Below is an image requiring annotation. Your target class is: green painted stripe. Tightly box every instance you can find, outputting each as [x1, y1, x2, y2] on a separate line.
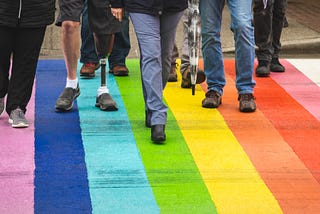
[116, 59, 217, 213]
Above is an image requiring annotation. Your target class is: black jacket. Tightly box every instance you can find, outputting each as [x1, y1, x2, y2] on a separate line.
[0, 0, 55, 28]
[110, 0, 188, 16]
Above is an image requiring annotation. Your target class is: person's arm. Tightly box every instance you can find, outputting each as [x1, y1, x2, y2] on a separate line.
[109, 0, 124, 22]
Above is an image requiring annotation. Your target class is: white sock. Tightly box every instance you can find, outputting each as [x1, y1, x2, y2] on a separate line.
[97, 86, 109, 96]
[66, 78, 78, 89]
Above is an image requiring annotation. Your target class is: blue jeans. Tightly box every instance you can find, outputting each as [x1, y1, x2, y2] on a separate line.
[130, 11, 183, 126]
[80, 1, 130, 66]
[199, 0, 256, 95]
[108, 11, 130, 69]
[80, 0, 98, 64]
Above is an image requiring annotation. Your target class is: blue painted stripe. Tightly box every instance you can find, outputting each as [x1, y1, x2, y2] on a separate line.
[34, 60, 92, 213]
[77, 63, 159, 213]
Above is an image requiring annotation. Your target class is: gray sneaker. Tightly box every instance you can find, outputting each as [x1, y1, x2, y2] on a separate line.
[0, 97, 4, 116]
[8, 107, 29, 128]
[55, 85, 80, 111]
[95, 93, 118, 111]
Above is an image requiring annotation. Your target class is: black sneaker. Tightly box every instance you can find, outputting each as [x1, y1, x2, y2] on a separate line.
[270, 58, 285, 72]
[256, 60, 270, 77]
[238, 93, 256, 112]
[55, 85, 80, 111]
[0, 97, 4, 116]
[202, 90, 222, 108]
[8, 107, 29, 128]
[95, 93, 118, 111]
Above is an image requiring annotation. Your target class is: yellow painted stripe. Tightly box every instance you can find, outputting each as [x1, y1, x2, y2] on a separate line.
[164, 73, 282, 213]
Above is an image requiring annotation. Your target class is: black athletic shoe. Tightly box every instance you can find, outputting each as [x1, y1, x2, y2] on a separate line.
[55, 85, 80, 111]
[95, 93, 118, 111]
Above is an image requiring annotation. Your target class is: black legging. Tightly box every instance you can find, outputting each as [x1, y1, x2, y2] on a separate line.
[0, 26, 46, 115]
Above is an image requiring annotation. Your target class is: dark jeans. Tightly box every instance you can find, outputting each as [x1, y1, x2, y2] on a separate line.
[80, 1, 130, 68]
[0, 26, 46, 114]
[253, 0, 287, 61]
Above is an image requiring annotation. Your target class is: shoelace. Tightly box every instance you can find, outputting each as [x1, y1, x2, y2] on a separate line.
[239, 94, 255, 101]
[206, 91, 220, 98]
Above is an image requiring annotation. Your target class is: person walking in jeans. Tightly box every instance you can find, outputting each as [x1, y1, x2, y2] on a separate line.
[80, 1, 131, 77]
[254, 0, 287, 77]
[200, 0, 257, 112]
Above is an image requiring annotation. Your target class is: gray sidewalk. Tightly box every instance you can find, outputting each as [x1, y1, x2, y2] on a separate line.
[40, 0, 320, 59]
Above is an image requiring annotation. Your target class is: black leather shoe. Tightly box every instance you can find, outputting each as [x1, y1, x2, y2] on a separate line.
[151, 125, 166, 143]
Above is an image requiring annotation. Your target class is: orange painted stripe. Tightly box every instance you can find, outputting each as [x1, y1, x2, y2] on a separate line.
[200, 59, 320, 213]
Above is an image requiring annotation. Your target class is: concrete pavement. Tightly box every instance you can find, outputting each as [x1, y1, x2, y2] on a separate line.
[40, 0, 320, 59]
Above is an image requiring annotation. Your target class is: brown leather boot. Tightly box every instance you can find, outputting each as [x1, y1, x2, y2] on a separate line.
[80, 62, 100, 78]
[110, 65, 129, 76]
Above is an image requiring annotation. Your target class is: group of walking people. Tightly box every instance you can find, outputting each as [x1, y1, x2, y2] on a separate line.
[0, 0, 287, 144]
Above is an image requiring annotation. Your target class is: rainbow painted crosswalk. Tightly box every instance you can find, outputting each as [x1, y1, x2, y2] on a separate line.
[0, 59, 320, 213]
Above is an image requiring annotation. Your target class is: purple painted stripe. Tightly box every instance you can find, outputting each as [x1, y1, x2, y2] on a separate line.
[0, 84, 35, 213]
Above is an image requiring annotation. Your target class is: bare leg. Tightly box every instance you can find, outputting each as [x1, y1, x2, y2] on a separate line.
[55, 21, 81, 111]
[61, 21, 80, 80]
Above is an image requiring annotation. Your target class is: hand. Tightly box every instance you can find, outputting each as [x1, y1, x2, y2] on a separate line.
[111, 8, 124, 22]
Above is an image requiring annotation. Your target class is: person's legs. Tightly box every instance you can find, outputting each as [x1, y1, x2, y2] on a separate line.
[0, 27, 12, 100]
[5, 27, 46, 127]
[167, 42, 179, 82]
[270, 0, 286, 72]
[130, 13, 168, 126]
[88, 0, 122, 111]
[200, 0, 225, 95]
[6, 27, 46, 114]
[55, 0, 83, 111]
[0, 26, 13, 116]
[160, 11, 184, 87]
[108, 11, 130, 76]
[253, 0, 273, 77]
[228, 0, 256, 112]
[80, 0, 100, 77]
[228, 0, 256, 94]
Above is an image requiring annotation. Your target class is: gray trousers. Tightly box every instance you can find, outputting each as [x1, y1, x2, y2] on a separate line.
[130, 11, 183, 125]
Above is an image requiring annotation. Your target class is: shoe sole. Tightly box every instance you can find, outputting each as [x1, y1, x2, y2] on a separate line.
[95, 103, 118, 111]
[113, 72, 129, 76]
[151, 135, 166, 144]
[240, 108, 256, 113]
[202, 100, 222, 108]
[255, 73, 270, 77]
[8, 119, 29, 128]
[80, 72, 95, 78]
